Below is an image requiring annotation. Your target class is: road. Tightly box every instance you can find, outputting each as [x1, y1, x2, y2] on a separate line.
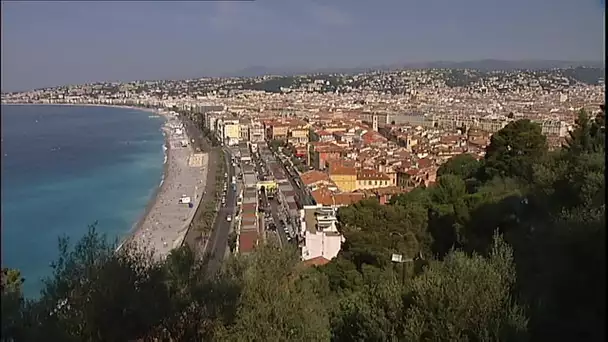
[270, 197, 291, 246]
[180, 116, 219, 253]
[281, 155, 314, 206]
[205, 149, 236, 275]
[254, 146, 291, 247]
[270, 148, 313, 208]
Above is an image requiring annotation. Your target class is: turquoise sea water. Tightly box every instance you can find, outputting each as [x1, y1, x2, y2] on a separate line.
[1, 105, 165, 298]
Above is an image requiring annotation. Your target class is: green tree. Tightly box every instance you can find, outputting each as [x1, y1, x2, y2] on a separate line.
[564, 109, 605, 154]
[153, 245, 236, 341]
[220, 246, 331, 341]
[404, 233, 528, 341]
[338, 199, 430, 269]
[227, 231, 238, 253]
[1, 269, 24, 294]
[512, 209, 605, 342]
[460, 177, 527, 254]
[426, 175, 469, 256]
[22, 225, 170, 342]
[483, 119, 547, 182]
[331, 267, 406, 341]
[437, 153, 481, 180]
[1, 268, 25, 341]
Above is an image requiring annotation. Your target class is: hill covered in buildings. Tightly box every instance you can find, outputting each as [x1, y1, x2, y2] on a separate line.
[1, 108, 605, 341]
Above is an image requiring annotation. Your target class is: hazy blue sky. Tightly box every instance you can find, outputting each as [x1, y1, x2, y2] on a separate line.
[1, 0, 605, 91]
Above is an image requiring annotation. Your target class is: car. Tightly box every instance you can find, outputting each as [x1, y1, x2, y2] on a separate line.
[226, 215, 232, 222]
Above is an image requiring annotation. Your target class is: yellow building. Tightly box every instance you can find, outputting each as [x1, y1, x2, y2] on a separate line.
[356, 171, 391, 190]
[328, 165, 357, 192]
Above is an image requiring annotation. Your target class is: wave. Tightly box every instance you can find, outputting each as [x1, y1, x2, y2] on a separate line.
[119, 140, 150, 146]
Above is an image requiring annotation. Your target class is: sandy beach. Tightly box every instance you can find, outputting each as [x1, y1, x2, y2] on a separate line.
[124, 110, 209, 260]
[5, 102, 209, 259]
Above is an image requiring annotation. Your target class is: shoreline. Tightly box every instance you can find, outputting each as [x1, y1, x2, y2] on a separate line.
[121, 128, 170, 250]
[5, 102, 205, 256]
[118, 107, 208, 258]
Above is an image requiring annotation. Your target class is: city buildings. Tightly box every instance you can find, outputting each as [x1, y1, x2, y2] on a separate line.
[2, 65, 603, 259]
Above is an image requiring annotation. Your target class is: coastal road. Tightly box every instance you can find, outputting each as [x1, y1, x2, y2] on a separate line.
[205, 149, 236, 275]
[181, 116, 219, 253]
[182, 115, 213, 152]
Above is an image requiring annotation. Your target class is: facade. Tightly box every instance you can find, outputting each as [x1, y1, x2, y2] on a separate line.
[239, 121, 250, 141]
[249, 121, 265, 143]
[391, 113, 434, 127]
[356, 170, 391, 190]
[222, 119, 240, 146]
[300, 205, 344, 262]
[477, 116, 509, 133]
[289, 128, 310, 145]
[270, 124, 289, 140]
[328, 164, 357, 192]
[540, 119, 569, 137]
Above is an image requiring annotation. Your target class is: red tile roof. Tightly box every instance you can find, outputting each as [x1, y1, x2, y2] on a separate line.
[303, 256, 331, 267]
[300, 170, 332, 186]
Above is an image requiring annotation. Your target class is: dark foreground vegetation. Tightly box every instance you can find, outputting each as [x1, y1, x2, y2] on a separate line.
[1, 108, 605, 341]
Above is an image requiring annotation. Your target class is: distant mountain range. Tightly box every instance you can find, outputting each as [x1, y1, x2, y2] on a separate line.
[222, 60, 605, 78]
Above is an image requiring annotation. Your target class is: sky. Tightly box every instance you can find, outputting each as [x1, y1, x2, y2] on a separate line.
[1, 0, 605, 91]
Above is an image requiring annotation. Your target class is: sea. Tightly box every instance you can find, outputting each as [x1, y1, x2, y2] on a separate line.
[1, 105, 165, 298]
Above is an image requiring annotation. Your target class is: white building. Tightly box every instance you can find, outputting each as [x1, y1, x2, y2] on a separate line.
[300, 205, 345, 262]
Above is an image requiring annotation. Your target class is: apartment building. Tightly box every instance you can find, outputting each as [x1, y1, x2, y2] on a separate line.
[300, 205, 345, 263]
[239, 120, 250, 142]
[328, 163, 357, 192]
[289, 127, 310, 145]
[316, 130, 336, 142]
[540, 119, 569, 137]
[249, 121, 265, 143]
[356, 170, 391, 190]
[268, 124, 289, 140]
[222, 119, 240, 146]
[436, 115, 476, 130]
[309, 143, 343, 170]
[477, 116, 509, 133]
[391, 113, 435, 128]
